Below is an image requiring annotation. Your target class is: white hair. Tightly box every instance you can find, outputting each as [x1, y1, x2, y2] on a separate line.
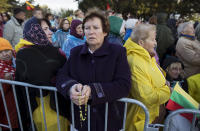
[177, 22, 193, 37]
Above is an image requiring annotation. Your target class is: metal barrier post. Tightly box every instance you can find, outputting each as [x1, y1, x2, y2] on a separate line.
[88, 105, 90, 131]
[25, 87, 35, 131]
[71, 101, 75, 131]
[12, 85, 23, 131]
[54, 91, 61, 131]
[0, 83, 12, 131]
[104, 102, 108, 131]
[39, 89, 47, 131]
[118, 98, 150, 131]
[163, 109, 200, 131]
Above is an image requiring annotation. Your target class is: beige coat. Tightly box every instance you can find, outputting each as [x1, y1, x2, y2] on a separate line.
[3, 16, 24, 47]
[176, 37, 200, 78]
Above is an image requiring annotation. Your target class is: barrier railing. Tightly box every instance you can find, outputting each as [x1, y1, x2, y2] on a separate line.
[1, 79, 199, 131]
[163, 109, 200, 131]
[70, 98, 150, 131]
[0, 79, 60, 131]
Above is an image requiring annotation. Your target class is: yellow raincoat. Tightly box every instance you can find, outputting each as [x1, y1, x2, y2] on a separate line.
[187, 73, 200, 103]
[124, 38, 170, 131]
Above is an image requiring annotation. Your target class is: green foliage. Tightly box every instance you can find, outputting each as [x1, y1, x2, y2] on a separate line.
[0, 0, 13, 13]
[57, 9, 74, 18]
[78, 0, 200, 18]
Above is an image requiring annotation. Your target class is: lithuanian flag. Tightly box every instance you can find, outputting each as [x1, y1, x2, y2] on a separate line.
[166, 82, 199, 122]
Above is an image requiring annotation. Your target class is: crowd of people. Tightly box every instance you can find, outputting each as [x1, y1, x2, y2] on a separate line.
[0, 6, 200, 131]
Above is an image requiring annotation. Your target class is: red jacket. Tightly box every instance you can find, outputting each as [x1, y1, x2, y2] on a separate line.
[0, 60, 18, 129]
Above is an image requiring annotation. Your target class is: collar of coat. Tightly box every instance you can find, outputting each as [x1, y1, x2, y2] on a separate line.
[80, 39, 110, 57]
[11, 16, 21, 26]
[124, 38, 152, 62]
[15, 39, 34, 52]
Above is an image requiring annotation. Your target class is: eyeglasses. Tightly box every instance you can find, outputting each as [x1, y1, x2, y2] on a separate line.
[64, 23, 69, 25]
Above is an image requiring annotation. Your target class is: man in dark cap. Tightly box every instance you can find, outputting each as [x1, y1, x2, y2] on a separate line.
[3, 8, 26, 47]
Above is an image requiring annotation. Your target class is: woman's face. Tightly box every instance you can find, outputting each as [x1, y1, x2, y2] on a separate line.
[63, 20, 70, 30]
[41, 20, 53, 43]
[2, 13, 9, 22]
[167, 63, 183, 79]
[75, 24, 83, 36]
[139, 30, 157, 57]
[84, 17, 107, 47]
[0, 50, 13, 61]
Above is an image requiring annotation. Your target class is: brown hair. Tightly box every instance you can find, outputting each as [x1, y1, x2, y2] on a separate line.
[83, 8, 110, 34]
[149, 15, 157, 25]
[59, 18, 70, 30]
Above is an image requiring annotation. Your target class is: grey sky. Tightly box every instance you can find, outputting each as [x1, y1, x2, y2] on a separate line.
[19, 0, 78, 11]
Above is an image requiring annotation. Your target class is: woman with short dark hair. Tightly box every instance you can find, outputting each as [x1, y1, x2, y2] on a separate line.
[56, 8, 131, 131]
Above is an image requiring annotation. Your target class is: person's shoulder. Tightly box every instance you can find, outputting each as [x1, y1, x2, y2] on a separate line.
[70, 44, 85, 54]
[108, 42, 126, 53]
[4, 19, 13, 27]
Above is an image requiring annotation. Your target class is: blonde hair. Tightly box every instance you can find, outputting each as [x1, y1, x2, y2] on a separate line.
[131, 24, 156, 43]
[166, 62, 182, 72]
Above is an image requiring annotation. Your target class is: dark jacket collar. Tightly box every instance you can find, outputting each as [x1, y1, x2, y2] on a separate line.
[80, 39, 110, 56]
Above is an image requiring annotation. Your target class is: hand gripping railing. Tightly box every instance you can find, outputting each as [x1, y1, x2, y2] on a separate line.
[163, 109, 200, 131]
[71, 97, 150, 131]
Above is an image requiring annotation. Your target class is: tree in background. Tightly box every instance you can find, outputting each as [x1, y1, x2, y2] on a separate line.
[57, 9, 74, 18]
[78, 0, 200, 20]
[0, 0, 17, 13]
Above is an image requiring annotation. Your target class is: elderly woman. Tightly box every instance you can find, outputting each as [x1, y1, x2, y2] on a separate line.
[62, 19, 86, 58]
[52, 18, 70, 48]
[56, 8, 131, 131]
[176, 22, 200, 78]
[124, 24, 170, 131]
[15, 17, 69, 131]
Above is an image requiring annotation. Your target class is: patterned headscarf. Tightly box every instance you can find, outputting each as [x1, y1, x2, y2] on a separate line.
[23, 17, 52, 46]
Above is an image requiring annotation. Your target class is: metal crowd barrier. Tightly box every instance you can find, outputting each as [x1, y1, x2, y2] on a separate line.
[0, 79, 60, 131]
[163, 109, 200, 131]
[1, 79, 199, 131]
[0, 79, 152, 131]
[70, 98, 150, 131]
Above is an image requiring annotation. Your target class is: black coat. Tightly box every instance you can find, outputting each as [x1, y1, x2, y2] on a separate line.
[15, 45, 69, 130]
[56, 41, 131, 131]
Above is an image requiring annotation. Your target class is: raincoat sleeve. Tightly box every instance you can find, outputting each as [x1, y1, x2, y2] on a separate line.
[130, 65, 170, 107]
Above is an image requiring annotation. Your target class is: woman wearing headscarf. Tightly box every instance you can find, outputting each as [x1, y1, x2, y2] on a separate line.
[62, 19, 85, 58]
[52, 18, 70, 48]
[106, 15, 125, 46]
[15, 17, 69, 131]
[124, 24, 170, 131]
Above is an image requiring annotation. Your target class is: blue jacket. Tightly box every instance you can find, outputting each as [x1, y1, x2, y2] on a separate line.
[52, 29, 69, 48]
[106, 34, 124, 46]
[124, 29, 132, 42]
[56, 41, 131, 131]
[62, 34, 86, 58]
